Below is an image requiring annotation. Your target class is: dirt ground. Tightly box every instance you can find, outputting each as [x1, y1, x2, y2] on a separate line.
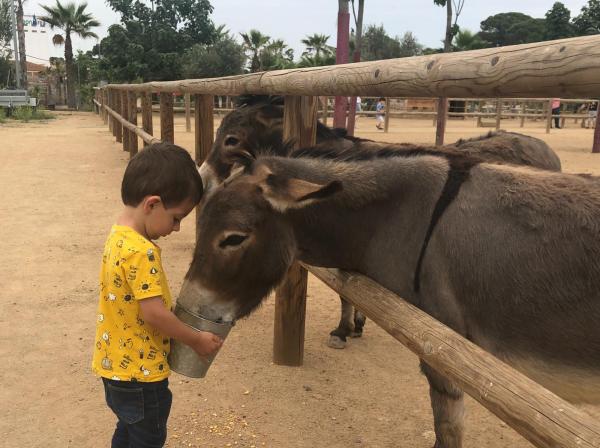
[1, 112, 599, 448]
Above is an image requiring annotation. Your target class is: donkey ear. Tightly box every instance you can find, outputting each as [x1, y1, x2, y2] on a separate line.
[261, 172, 342, 212]
[224, 148, 255, 167]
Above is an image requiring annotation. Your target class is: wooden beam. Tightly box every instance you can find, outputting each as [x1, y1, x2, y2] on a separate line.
[495, 98, 502, 130]
[121, 91, 130, 152]
[104, 35, 600, 99]
[273, 96, 318, 367]
[114, 90, 122, 144]
[383, 97, 390, 133]
[160, 92, 174, 143]
[306, 265, 600, 448]
[104, 103, 161, 146]
[593, 102, 600, 153]
[108, 89, 114, 135]
[141, 92, 153, 147]
[546, 99, 553, 134]
[127, 91, 138, 157]
[435, 97, 447, 146]
[194, 94, 214, 242]
[185, 93, 191, 132]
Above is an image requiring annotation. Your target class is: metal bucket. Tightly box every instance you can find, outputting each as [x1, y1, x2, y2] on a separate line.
[168, 305, 234, 378]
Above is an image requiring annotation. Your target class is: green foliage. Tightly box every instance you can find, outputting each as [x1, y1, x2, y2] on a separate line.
[240, 29, 271, 72]
[181, 34, 246, 78]
[478, 12, 546, 46]
[545, 2, 574, 39]
[573, 0, 600, 35]
[99, 0, 217, 82]
[360, 25, 423, 61]
[11, 106, 55, 121]
[453, 29, 486, 51]
[0, 107, 6, 123]
[0, 0, 12, 54]
[260, 39, 295, 70]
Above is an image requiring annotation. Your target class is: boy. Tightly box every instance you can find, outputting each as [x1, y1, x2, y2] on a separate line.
[92, 142, 222, 448]
[375, 97, 386, 130]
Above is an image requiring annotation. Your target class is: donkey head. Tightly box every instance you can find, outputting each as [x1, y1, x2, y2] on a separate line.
[178, 159, 342, 323]
[200, 96, 285, 193]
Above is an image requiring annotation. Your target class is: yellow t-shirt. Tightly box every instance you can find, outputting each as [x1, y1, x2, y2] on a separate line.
[92, 225, 172, 382]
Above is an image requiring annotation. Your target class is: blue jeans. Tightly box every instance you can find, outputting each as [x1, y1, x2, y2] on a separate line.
[102, 377, 172, 448]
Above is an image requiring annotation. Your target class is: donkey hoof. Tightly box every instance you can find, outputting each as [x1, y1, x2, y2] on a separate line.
[350, 330, 363, 338]
[327, 335, 346, 349]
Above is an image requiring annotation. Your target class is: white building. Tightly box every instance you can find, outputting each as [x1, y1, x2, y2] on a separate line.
[22, 14, 52, 66]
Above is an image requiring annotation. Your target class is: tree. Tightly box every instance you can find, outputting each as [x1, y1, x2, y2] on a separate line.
[181, 32, 246, 78]
[573, 0, 600, 35]
[453, 29, 486, 51]
[16, 0, 27, 88]
[479, 12, 546, 46]
[42, 56, 67, 105]
[260, 39, 294, 70]
[0, 0, 12, 55]
[240, 29, 270, 72]
[433, 0, 465, 51]
[545, 2, 573, 40]
[40, 1, 99, 108]
[361, 25, 401, 60]
[301, 34, 334, 58]
[99, 0, 216, 82]
[398, 31, 423, 56]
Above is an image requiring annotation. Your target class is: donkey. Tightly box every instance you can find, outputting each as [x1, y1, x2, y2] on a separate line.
[200, 96, 562, 349]
[183, 146, 600, 448]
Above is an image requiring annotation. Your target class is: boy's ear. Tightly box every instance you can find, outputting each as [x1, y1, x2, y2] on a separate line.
[143, 195, 162, 213]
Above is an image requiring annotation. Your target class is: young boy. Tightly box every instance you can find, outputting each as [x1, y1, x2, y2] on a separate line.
[92, 142, 222, 448]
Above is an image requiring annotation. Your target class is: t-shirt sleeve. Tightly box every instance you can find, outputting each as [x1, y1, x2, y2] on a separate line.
[122, 246, 165, 301]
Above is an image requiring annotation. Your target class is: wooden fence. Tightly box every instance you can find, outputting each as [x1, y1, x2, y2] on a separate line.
[93, 34, 600, 447]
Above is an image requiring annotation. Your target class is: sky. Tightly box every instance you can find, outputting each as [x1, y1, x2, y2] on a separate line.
[25, 0, 592, 61]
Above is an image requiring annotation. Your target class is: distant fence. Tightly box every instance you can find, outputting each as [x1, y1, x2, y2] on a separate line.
[94, 35, 600, 448]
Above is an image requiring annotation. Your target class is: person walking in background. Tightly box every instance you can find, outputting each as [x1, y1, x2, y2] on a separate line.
[355, 96, 362, 123]
[588, 101, 598, 129]
[375, 97, 386, 130]
[551, 98, 561, 129]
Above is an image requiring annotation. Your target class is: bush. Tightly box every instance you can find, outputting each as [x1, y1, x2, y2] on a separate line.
[0, 108, 5, 123]
[11, 106, 55, 122]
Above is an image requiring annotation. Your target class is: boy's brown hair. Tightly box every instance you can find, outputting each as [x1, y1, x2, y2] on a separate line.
[121, 142, 203, 208]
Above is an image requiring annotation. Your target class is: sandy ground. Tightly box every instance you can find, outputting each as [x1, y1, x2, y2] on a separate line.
[1, 112, 599, 448]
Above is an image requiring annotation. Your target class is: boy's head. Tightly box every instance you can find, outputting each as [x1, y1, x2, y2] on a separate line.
[121, 142, 203, 239]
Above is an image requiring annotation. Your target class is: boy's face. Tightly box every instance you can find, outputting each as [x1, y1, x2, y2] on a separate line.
[144, 196, 196, 240]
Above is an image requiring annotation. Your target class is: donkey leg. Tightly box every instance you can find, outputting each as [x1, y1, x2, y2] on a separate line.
[327, 296, 354, 349]
[351, 309, 366, 338]
[420, 361, 465, 448]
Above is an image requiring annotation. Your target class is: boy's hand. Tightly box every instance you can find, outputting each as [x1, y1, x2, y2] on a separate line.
[190, 330, 223, 357]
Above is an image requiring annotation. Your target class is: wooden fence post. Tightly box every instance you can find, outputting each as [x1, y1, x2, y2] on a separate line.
[185, 93, 192, 133]
[435, 97, 448, 146]
[384, 97, 390, 133]
[520, 102, 525, 128]
[127, 91, 138, 157]
[546, 99, 553, 134]
[194, 94, 214, 242]
[495, 98, 502, 130]
[108, 90, 114, 135]
[322, 96, 329, 126]
[101, 90, 107, 124]
[121, 91, 130, 152]
[141, 92, 153, 147]
[160, 92, 174, 144]
[273, 95, 318, 367]
[115, 90, 123, 144]
[593, 101, 600, 153]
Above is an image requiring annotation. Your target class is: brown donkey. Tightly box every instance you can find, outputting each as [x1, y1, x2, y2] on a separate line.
[199, 96, 562, 350]
[184, 147, 599, 448]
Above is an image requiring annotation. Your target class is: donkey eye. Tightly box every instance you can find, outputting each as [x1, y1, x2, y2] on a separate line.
[218, 233, 248, 248]
[224, 136, 240, 147]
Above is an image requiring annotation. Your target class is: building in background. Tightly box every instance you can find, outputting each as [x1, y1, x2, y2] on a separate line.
[22, 14, 52, 66]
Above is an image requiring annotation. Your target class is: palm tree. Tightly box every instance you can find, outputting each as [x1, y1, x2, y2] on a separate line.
[42, 56, 66, 105]
[240, 29, 270, 72]
[39, 0, 99, 108]
[16, 0, 27, 88]
[301, 33, 334, 59]
[453, 29, 486, 51]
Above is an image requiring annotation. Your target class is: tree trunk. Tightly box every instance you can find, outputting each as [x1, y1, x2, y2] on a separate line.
[16, 0, 27, 89]
[65, 32, 76, 109]
[346, 0, 364, 136]
[333, 0, 350, 129]
[444, 0, 453, 52]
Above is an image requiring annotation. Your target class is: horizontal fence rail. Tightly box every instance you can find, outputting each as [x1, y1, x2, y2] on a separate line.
[306, 266, 600, 448]
[103, 35, 600, 98]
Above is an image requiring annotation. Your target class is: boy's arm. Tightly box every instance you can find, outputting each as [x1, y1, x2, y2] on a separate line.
[139, 297, 223, 357]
